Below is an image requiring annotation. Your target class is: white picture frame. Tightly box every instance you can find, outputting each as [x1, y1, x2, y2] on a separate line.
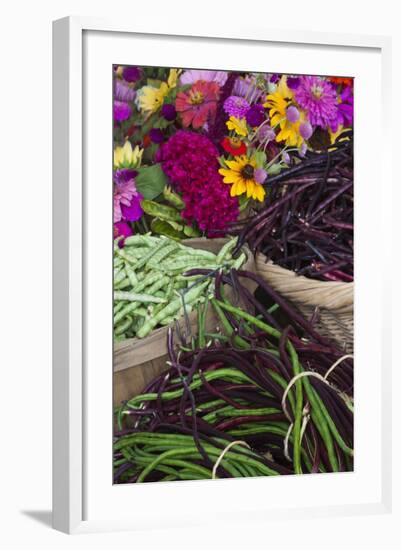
[52, 16, 392, 534]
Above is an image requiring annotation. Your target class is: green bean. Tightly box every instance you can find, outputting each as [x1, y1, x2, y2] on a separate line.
[148, 243, 179, 268]
[123, 234, 159, 247]
[125, 266, 138, 287]
[114, 291, 166, 304]
[178, 246, 217, 261]
[312, 390, 353, 457]
[216, 238, 237, 263]
[146, 275, 170, 296]
[136, 280, 209, 338]
[114, 316, 133, 336]
[133, 240, 167, 270]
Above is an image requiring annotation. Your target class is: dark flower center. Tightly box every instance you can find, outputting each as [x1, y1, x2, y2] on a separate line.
[241, 164, 255, 180]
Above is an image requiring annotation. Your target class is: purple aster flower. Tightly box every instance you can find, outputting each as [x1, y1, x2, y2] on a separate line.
[161, 103, 177, 121]
[287, 77, 300, 90]
[179, 69, 228, 87]
[254, 167, 267, 184]
[299, 121, 313, 140]
[149, 128, 164, 144]
[245, 104, 265, 127]
[270, 74, 280, 84]
[286, 105, 300, 123]
[232, 76, 262, 103]
[122, 66, 142, 82]
[295, 76, 339, 131]
[114, 100, 132, 123]
[114, 79, 136, 102]
[223, 95, 250, 118]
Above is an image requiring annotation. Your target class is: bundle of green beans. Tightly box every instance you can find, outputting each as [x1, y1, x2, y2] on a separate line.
[114, 433, 282, 483]
[113, 235, 246, 340]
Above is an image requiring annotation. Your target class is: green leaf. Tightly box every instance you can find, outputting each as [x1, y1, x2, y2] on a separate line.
[163, 186, 185, 209]
[252, 150, 267, 167]
[135, 164, 168, 200]
[238, 195, 250, 212]
[183, 225, 201, 237]
[217, 155, 228, 168]
[151, 218, 186, 240]
[267, 163, 282, 176]
[141, 199, 182, 222]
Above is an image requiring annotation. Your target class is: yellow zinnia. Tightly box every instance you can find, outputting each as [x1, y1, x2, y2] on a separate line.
[114, 141, 143, 169]
[137, 82, 169, 114]
[226, 116, 248, 137]
[219, 156, 265, 202]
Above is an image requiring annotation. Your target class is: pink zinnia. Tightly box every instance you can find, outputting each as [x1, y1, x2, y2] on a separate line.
[295, 76, 339, 131]
[113, 173, 143, 223]
[179, 69, 228, 87]
[175, 81, 220, 129]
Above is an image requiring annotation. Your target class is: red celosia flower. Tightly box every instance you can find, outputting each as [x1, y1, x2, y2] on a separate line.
[175, 80, 220, 129]
[221, 136, 247, 156]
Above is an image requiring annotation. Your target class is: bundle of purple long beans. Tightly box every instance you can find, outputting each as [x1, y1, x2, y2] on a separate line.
[231, 136, 353, 282]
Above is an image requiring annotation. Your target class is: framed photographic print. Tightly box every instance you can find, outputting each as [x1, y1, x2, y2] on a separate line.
[52, 16, 392, 534]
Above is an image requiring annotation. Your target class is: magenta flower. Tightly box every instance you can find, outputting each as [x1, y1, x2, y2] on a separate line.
[246, 104, 265, 127]
[156, 131, 239, 232]
[113, 170, 143, 223]
[295, 76, 339, 131]
[161, 103, 177, 121]
[114, 100, 132, 122]
[149, 128, 164, 144]
[336, 85, 354, 127]
[114, 221, 134, 242]
[122, 66, 142, 82]
[223, 96, 250, 118]
[287, 77, 300, 90]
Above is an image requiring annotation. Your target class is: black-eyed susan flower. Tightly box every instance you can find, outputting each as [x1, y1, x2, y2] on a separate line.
[264, 76, 306, 147]
[219, 155, 266, 202]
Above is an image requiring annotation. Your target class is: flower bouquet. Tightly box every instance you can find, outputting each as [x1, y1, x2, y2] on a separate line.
[113, 66, 353, 243]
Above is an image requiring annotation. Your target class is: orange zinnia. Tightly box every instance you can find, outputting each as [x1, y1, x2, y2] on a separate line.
[329, 77, 353, 87]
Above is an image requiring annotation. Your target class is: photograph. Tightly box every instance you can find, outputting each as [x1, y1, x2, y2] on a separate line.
[112, 65, 354, 484]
